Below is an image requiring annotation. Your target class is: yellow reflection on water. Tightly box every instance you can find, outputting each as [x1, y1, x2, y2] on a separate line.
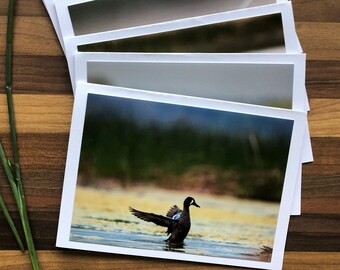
[72, 185, 279, 254]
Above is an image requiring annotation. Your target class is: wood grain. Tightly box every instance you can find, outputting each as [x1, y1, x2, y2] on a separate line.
[0, 0, 339, 269]
[309, 99, 340, 137]
[0, 16, 63, 56]
[296, 22, 340, 61]
[305, 60, 340, 98]
[0, 94, 73, 133]
[0, 251, 339, 270]
[1, 95, 340, 137]
[293, 0, 340, 23]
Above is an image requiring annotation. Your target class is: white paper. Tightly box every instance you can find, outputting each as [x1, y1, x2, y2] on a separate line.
[57, 81, 306, 270]
[43, 0, 290, 52]
[44, 0, 307, 218]
[55, 2, 302, 89]
[74, 52, 313, 215]
[55, 0, 287, 38]
[75, 53, 309, 112]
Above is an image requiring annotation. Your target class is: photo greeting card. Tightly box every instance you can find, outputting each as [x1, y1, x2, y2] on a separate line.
[75, 53, 309, 111]
[74, 52, 313, 215]
[54, 1, 302, 88]
[57, 82, 306, 270]
[39, 0, 313, 268]
[53, 0, 290, 38]
[42, 0, 291, 53]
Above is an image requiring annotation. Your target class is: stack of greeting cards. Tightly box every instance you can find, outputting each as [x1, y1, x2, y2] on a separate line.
[43, 0, 313, 269]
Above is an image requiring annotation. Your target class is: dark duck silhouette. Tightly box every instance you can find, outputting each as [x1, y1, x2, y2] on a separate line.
[129, 197, 200, 243]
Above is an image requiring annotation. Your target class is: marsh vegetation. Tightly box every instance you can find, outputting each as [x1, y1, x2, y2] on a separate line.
[79, 94, 292, 202]
[71, 93, 292, 261]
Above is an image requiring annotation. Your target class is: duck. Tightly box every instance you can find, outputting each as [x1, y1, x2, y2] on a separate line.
[129, 197, 200, 243]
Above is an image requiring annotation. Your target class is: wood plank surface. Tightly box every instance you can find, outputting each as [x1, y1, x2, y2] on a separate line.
[0, 0, 339, 269]
[0, 251, 339, 270]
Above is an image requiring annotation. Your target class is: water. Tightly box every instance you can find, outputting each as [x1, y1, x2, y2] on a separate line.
[70, 186, 278, 262]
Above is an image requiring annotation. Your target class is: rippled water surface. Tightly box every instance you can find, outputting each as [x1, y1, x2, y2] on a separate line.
[70, 187, 278, 262]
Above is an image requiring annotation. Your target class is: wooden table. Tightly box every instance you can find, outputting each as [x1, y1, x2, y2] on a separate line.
[0, 0, 339, 269]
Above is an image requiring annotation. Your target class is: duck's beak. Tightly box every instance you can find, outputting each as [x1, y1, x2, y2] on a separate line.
[192, 201, 200, 208]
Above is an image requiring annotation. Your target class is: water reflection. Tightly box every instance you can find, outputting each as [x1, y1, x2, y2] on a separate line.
[70, 187, 278, 262]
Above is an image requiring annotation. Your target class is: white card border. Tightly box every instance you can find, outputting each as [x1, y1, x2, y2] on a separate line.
[75, 52, 308, 111]
[43, 0, 290, 52]
[74, 52, 312, 162]
[74, 52, 313, 215]
[56, 82, 306, 270]
[55, 2, 302, 88]
[55, 0, 289, 39]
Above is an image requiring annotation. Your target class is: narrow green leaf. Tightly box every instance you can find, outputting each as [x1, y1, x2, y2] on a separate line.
[0, 195, 25, 251]
[7, 159, 16, 182]
[0, 142, 19, 202]
[3, 0, 40, 269]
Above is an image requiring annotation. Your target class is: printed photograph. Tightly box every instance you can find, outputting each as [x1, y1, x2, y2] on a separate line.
[70, 93, 294, 262]
[69, 0, 277, 36]
[87, 61, 294, 109]
[78, 13, 285, 53]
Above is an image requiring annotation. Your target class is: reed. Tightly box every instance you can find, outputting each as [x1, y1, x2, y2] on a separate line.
[0, 193, 24, 251]
[0, 0, 40, 269]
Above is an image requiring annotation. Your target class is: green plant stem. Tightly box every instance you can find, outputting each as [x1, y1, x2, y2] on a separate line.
[0, 145, 19, 202]
[0, 142, 38, 269]
[6, 0, 18, 170]
[0, 194, 24, 251]
[4, 0, 39, 269]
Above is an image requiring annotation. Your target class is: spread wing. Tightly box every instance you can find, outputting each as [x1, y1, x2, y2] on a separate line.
[166, 205, 182, 219]
[129, 207, 177, 228]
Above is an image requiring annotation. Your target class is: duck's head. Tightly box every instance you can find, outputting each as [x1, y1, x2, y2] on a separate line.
[184, 197, 200, 208]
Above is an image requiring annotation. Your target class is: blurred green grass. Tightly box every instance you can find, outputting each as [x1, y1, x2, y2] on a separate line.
[78, 14, 284, 53]
[78, 112, 290, 202]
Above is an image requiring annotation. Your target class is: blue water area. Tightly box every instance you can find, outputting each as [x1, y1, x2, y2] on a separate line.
[70, 226, 264, 262]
